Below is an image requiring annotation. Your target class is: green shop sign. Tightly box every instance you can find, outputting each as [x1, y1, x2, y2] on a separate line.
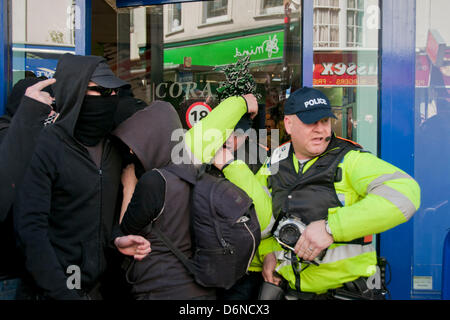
[164, 31, 284, 67]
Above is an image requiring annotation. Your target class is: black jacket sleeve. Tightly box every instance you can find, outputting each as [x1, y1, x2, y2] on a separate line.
[0, 115, 12, 143]
[13, 131, 81, 300]
[119, 170, 166, 236]
[0, 96, 51, 222]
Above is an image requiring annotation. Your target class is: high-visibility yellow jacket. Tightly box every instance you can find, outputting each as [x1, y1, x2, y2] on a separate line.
[185, 96, 421, 293]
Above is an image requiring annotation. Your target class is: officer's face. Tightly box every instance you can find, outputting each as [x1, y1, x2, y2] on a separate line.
[284, 115, 332, 160]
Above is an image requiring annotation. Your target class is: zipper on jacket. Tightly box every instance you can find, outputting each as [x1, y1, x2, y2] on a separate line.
[98, 165, 103, 274]
[97, 138, 111, 275]
[243, 222, 256, 273]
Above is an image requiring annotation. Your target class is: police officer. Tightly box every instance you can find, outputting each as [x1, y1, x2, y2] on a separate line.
[185, 87, 421, 299]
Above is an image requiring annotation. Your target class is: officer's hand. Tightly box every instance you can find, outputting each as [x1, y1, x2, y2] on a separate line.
[25, 78, 56, 106]
[262, 252, 282, 286]
[243, 94, 258, 119]
[114, 235, 151, 261]
[294, 220, 333, 261]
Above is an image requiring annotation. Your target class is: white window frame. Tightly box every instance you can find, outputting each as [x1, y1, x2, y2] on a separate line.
[259, 0, 284, 16]
[167, 3, 183, 34]
[201, 0, 232, 26]
[313, 0, 341, 48]
[346, 0, 364, 47]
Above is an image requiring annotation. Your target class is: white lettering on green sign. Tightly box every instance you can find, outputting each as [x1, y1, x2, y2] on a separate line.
[233, 34, 280, 59]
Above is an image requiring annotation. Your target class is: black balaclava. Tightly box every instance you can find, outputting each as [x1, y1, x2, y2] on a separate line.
[74, 95, 119, 146]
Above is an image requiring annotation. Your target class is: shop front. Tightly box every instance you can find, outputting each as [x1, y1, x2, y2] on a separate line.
[1, 0, 449, 300]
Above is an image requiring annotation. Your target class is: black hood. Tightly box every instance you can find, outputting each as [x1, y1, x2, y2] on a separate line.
[112, 101, 183, 171]
[52, 54, 106, 137]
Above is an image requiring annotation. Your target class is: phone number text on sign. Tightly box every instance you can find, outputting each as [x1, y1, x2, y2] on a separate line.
[185, 102, 212, 128]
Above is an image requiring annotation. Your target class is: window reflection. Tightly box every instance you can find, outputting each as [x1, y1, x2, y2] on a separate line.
[114, 0, 301, 148]
[11, 0, 75, 84]
[414, 0, 450, 299]
[313, 0, 379, 154]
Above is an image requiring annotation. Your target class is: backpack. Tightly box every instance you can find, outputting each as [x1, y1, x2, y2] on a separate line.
[154, 163, 261, 290]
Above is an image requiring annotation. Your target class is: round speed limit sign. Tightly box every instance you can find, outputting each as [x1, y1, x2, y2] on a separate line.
[185, 102, 212, 128]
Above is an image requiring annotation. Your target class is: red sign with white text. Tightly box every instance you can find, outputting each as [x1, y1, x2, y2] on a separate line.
[313, 51, 378, 87]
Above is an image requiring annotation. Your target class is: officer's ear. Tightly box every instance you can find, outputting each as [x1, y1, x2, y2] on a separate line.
[284, 115, 293, 135]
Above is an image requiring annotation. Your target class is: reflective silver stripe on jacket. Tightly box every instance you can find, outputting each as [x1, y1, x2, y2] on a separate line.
[367, 171, 416, 221]
[261, 214, 276, 239]
[320, 244, 375, 264]
[273, 243, 375, 271]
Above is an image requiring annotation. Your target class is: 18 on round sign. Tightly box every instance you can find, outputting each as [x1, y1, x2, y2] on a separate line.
[185, 102, 212, 128]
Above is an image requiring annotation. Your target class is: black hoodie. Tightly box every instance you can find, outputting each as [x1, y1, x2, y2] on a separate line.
[0, 78, 54, 221]
[113, 101, 214, 299]
[0, 78, 53, 280]
[14, 54, 123, 299]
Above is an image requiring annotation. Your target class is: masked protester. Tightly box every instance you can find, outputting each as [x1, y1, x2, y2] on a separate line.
[14, 54, 150, 300]
[0, 77, 55, 300]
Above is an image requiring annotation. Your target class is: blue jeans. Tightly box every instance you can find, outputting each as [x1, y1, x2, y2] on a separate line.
[0, 278, 21, 300]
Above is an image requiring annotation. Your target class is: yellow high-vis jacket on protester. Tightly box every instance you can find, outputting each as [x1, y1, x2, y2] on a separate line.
[185, 96, 421, 294]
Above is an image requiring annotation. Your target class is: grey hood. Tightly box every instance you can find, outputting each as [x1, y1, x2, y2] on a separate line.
[112, 100, 182, 171]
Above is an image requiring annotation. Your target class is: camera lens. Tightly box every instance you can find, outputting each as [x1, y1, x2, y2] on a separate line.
[278, 224, 301, 247]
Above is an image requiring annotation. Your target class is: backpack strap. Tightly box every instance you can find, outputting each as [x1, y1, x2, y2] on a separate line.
[208, 179, 232, 251]
[152, 224, 197, 277]
[163, 163, 198, 185]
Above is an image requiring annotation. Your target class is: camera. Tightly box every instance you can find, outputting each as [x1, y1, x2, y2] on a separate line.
[273, 214, 306, 250]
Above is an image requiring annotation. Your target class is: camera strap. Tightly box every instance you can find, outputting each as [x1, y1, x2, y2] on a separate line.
[290, 253, 301, 291]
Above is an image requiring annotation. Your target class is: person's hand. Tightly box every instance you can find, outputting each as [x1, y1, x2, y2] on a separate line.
[294, 220, 333, 261]
[262, 252, 282, 285]
[25, 78, 56, 106]
[243, 94, 258, 119]
[212, 147, 234, 170]
[114, 235, 151, 261]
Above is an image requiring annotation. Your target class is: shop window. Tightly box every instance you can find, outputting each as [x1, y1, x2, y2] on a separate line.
[313, 0, 379, 154]
[168, 3, 182, 33]
[202, 0, 230, 25]
[112, 0, 303, 152]
[11, 0, 75, 83]
[414, 0, 450, 299]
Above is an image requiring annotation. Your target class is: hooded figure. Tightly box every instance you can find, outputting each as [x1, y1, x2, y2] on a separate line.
[0, 77, 54, 298]
[112, 101, 215, 300]
[14, 54, 129, 300]
[0, 77, 54, 220]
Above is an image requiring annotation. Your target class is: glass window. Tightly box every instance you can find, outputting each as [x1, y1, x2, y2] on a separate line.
[313, 0, 379, 154]
[346, 0, 364, 47]
[260, 0, 284, 15]
[313, 1, 340, 48]
[203, 0, 229, 24]
[109, 0, 302, 149]
[168, 3, 182, 33]
[414, 0, 450, 300]
[11, 0, 75, 84]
